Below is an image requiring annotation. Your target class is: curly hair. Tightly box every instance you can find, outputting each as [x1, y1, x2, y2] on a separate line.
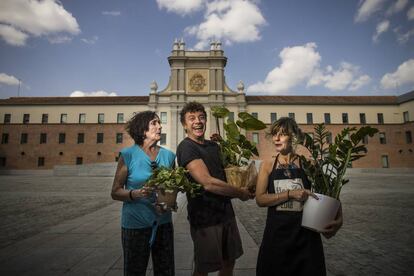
[179, 101, 207, 124]
[269, 117, 303, 144]
[126, 111, 159, 145]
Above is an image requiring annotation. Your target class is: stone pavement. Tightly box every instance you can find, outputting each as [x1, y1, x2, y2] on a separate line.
[0, 192, 257, 275]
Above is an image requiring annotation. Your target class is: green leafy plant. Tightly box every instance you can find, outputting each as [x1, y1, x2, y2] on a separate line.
[298, 124, 378, 199]
[146, 166, 202, 197]
[211, 106, 267, 167]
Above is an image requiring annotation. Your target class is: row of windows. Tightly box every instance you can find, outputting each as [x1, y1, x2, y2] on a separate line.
[2, 112, 169, 124]
[249, 131, 413, 145]
[0, 156, 121, 167]
[252, 112, 410, 124]
[0, 132, 168, 145]
[3, 111, 410, 125]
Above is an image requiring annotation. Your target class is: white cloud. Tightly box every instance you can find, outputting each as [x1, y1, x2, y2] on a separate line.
[372, 20, 390, 42]
[48, 35, 72, 44]
[156, 0, 205, 15]
[408, 6, 414, 20]
[0, 73, 19, 86]
[102, 11, 121, 16]
[247, 43, 321, 94]
[185, 0, 266, 50]
[394, 26, 414, 44]
[0, 0, 80, 46]
[70, 90, 118, 97]
[349, 75, 371, 91]
[386, 0, 408, 16]
[0, 24, 28, 46]
[355, 0, 387, 23]
[81, 36, 99, 45]
[380, 59, 414, 89]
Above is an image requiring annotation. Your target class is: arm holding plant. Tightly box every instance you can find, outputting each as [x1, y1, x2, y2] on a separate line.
[256, 159, 317, 207]
[320, 204, 343, 238]
[186, 159, 253, 201]
[111, 157, 151, 201]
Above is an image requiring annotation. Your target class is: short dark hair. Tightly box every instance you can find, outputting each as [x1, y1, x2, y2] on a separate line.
[126, 111, 158, 145]
[180, 101, 207, 124]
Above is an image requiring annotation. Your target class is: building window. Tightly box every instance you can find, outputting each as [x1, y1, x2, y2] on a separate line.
[23, 114, 30, 124]
[377, 113, 384, 124]
[98, 113, 104, 124]
[77, 133, 85, 144]
[342, 113, 348, 124]
[0, 157, 6, 167]
[79, 113, 86, 124]
[251, 112, 258, 119]
[326, 132, 332, 144]
[1, 133, 9, 144]
[97, 133, 104, 143]
[160, 112, 167, 124]
[60, 113, 67, 124]
[59, 133, 66, 144]
[359, 113, 366, 124]
[270, 113, 277, 124]
[116, 133, 123, 144]
[324, 113, 331, 124]
[288, 113, 295, 119]
[76, 157, 83, 165]
[406, 131, 412, 144]
[306, 113, 313, 124]
[160, 133, 167, 145]
[40, 133, 47, 144]
[41, 114, 48, 124]
[20, 133, 28, 144]
[362, 136, 368, 144]
[228, 112, 234, 122]
[379, 132, 386, 144]
[4, 114, 11, 124]
[381, 155, 389, 168]
[117, 113, 124, 124]
[38, 157, 45, 167]
[252, 132, 259, 144]
[403, 111, 409, 123]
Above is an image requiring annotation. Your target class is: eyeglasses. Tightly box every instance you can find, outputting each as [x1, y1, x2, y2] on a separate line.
[150, 161, 158, 170]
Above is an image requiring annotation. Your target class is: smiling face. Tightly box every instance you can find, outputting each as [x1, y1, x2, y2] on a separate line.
[144, 116, 162, 143]
[182, 111, 207, 142]
[272, 129, 293, 154]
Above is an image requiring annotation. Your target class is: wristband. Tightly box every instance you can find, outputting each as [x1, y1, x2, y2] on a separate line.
[129, 189, 134, 201]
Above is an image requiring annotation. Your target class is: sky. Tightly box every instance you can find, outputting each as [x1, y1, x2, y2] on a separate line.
[0, 0, 413, 99]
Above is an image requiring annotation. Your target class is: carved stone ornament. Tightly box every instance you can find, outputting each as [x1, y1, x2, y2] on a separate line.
[189, 73, 206, 92]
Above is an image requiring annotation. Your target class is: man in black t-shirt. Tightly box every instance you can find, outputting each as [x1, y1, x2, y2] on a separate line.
[176, 101, 253, 276]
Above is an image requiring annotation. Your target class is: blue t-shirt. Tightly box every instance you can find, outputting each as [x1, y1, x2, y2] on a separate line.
[120, 145, 176, 229]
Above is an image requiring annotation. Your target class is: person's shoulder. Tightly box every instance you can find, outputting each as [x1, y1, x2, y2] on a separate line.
[177, 137, 195, 149]
[159, 146, 176, 158]
[120, 144, 137, 155]
[260, 157, 276, 172]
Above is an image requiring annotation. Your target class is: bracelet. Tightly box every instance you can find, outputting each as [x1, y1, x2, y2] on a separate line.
[129, 189, 134, 201]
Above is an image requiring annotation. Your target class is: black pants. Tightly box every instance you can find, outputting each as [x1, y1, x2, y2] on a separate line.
[121, 223, 175, 276]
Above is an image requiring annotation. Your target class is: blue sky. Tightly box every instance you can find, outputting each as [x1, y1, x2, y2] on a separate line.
[0, 0, 413, 99]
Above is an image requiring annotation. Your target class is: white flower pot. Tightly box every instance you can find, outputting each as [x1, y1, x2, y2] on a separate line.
[301, 193, 340, 232]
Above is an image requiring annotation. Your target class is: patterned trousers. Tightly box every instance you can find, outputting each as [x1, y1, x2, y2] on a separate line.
[121, 222, 175, 276]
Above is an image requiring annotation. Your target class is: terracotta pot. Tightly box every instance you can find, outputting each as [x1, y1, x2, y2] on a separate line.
[301, 193, 340, 232]
[156, 190, 178, 211]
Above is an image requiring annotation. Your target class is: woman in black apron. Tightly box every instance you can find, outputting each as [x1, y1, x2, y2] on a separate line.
[255, 117, 342, 276]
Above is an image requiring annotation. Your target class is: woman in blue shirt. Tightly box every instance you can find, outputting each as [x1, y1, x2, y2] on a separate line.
[111, 111, 176, 276]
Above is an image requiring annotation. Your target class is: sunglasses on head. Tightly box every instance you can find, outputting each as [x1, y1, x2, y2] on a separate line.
[150, 161, 158, 170]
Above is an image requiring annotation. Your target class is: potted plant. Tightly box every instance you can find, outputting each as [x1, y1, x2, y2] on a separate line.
[146, 166, 202, 211]
[211, 106, 267, 190]
[298, 123, 378, 231]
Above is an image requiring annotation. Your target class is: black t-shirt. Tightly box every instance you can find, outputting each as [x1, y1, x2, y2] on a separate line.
[176, 137, 235, 228]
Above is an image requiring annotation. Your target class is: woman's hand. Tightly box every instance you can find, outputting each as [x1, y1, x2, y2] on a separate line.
[320, 204, 343, 239]
[289, 189, 318, 202]
[131, 187, 153, 200]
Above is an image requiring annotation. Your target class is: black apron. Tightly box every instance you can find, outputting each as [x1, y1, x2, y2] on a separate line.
[256, 155, 326, 276]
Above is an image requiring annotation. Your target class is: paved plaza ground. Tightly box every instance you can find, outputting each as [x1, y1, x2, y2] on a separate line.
[0, 170, 413, 275]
